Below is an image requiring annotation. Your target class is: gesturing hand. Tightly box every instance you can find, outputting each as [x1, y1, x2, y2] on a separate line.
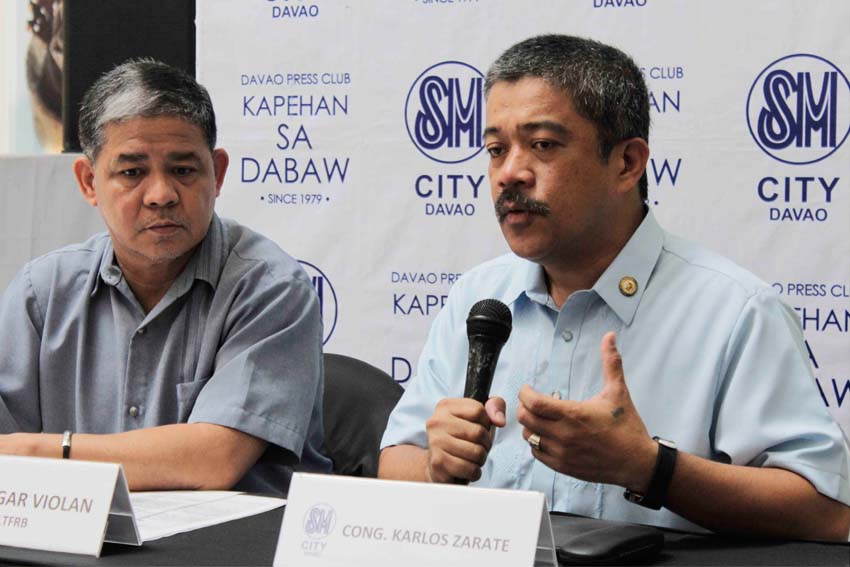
[425, 397, 506, 484]
[517, 332, 657, 492]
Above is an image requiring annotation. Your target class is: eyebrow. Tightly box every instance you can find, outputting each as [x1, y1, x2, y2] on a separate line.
[167, 151, 203, 163]
[523, 121, 570, 137]
[113, 153, 148, 164]
[483, 126, 501, 139]
[110, 151, 204, 169]
[483, 120, 571, 142]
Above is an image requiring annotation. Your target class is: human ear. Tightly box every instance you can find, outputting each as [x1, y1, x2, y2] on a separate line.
[614, 138, 649, 195]
[73, 157, 98, 207]
[212, 148, 229, 197]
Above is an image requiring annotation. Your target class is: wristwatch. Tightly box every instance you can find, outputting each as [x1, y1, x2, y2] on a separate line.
[61, 430, 73, 459]
[623, 437, 677, 510]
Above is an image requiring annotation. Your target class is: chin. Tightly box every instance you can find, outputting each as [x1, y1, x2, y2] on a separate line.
[507, 246, 547, 264]
[144, 236, 197, 257]
[504, 238, 547, 262]
[134, 245, 193, 265]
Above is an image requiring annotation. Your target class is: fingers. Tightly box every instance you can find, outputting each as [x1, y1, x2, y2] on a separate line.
[425, 398, 496, 483]
[518, 384, 573, 420]
[427, 398, 494, 445]
[517, 386, 577, 451]
[484, 396, 507, 427]
[600, 331, 626, 390]
[426, 438, 489, 483]
[518, 404, 564, 440]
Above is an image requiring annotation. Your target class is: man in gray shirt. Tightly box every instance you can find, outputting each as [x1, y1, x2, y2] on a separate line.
[0, 59, 331, 495]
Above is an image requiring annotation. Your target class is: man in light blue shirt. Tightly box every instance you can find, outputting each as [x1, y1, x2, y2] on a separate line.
[379, 35, 850, 540]
[0, 60, 331, 494]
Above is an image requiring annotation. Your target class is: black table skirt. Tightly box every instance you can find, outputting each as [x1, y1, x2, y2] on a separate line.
[1, 507, 847, 566]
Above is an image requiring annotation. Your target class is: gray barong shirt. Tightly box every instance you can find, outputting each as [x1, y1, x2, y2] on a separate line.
[0, 214, 331, 495]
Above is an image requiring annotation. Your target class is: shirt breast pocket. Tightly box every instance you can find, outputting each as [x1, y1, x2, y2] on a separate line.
[175, 378, 211, 423]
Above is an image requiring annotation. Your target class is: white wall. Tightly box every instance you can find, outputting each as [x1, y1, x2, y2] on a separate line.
[0, 2, 14, 154]
[0, 155, 104, 289]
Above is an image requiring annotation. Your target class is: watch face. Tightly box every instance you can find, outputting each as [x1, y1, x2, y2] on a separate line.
[655, 437, 677, 450]
[623, 489, 645, 504]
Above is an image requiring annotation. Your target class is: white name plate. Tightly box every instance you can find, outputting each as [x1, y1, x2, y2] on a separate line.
[0, 455, 140, 556]
[274, 473, 556, 567]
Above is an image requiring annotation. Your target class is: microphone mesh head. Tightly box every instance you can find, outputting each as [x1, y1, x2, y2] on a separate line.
[466, 299, 512, 343]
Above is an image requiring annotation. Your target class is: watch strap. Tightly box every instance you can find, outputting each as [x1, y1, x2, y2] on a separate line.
[624, 436, 677, 510]
[61, 430, 73, 459]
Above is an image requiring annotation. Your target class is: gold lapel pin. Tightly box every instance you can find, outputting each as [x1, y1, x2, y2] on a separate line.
[619, 276, 638, 297]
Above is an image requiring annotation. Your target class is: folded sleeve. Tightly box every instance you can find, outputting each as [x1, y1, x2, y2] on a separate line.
[380, 280, 468, 450]
[188, 271, 323, 461]
[713, 288, 850, 506]
[0, 264, 44, 433]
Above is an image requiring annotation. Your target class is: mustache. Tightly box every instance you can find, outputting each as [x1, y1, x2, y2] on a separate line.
[494, 187, 551, 223]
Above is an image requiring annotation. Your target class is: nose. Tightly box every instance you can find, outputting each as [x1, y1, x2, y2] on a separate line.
[492, 146, 534, 190]
[142, 171, 179, 208]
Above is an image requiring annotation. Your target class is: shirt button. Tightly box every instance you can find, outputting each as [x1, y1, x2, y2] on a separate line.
[129, 406, 139, 418]
[104, 266, 122, 285]
[561, 330, 573, 342]
[136, 327, 146, 336]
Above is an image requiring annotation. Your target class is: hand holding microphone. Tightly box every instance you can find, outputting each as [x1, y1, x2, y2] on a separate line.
[425, 299, 512, 484]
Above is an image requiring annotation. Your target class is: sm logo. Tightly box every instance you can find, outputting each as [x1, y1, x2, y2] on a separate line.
[747, 54, 850, 165]
[298, 261, 338, 345]
[405, 61, 485, 164]
[303, 503, 336, 539]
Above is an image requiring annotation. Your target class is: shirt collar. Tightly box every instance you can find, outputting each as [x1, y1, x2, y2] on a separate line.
[92, 239, 120, 297]
[493, 257, 558, 312]
[190, 213, 226, 289]
[509, 209, 665, 323]
[91, 213, 227, 297]
[491, 255, 542, 308]
[523, 260, 556, 309]
[592, 209, 664, 325]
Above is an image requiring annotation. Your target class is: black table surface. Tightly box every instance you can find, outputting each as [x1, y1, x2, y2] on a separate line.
[1, 507, 848, 566]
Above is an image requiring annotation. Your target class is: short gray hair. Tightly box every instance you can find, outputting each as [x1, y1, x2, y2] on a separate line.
[485, 35, 650, 201]
[78, 59, 216, 160]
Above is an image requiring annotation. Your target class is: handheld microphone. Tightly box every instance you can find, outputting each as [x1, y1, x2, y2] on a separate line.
[453, 299, 512, 485]
[464, 299, 512, 404]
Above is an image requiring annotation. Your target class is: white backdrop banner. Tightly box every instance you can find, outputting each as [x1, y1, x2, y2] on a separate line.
[195, 0, 850, 437]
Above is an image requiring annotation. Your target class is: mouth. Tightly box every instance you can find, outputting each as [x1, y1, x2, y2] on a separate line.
[498, 203, 531, 224]
[143, 221, 185, 235]
[494, 189, 551, 224]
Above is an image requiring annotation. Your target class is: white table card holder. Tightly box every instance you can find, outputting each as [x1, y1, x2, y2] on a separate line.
[274, 473, 557, 567]
[103, 469, 142, 546]
[0, 455, 141, 556]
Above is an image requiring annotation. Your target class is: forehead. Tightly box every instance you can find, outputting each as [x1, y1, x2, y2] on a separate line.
[485, 77, 583, 125]
[99, 116, 208, 157]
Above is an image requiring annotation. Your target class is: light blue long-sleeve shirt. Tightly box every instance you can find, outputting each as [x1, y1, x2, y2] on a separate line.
[381, 211, 850, 531]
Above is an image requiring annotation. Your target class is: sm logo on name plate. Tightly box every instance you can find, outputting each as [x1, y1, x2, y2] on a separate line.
[301, 502, 336, 557]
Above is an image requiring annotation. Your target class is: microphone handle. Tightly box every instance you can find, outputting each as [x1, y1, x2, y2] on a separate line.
[463, 336, 504, 403]
[454, 336, 506, 485]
